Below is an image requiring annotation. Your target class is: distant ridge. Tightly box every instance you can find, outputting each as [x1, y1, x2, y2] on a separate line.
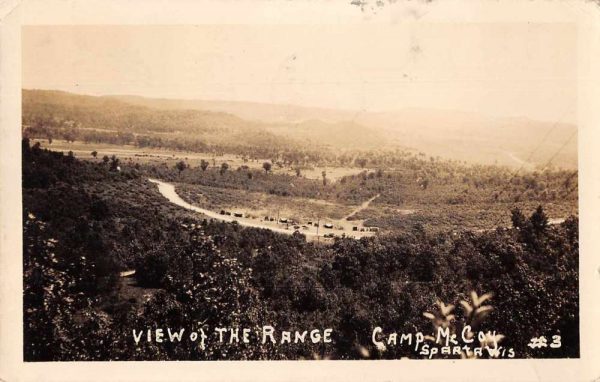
[109, 92, 577, 169]
[23, 89, 577, 169]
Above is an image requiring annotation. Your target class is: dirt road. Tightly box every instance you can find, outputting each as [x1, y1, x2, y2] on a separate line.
[149, 178, 375, 240]
[343, 194, 380, 220]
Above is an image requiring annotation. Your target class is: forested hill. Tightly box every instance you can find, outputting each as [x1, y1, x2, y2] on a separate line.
[22, 89, 388, 155]
[23, 89, 277, 140]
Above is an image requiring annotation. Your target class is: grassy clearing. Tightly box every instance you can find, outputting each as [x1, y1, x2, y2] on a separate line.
[175, 183, 356, 224]
[354, 201, 577, 233]
[31, 139, 365, 182]
[31, 139, 577, 234]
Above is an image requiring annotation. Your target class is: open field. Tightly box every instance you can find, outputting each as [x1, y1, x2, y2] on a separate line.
[153, 179, 376, 240]
[354, 201, 575, 233]
[175, 181, 575, 235]
[175, 183, 354, 220]
[29, 138, 577, 235]
[173, 182, 378, 237]
[31, 139, 365, 182]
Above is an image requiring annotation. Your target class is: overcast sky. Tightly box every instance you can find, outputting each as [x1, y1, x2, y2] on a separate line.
[22, 23, 577, 123]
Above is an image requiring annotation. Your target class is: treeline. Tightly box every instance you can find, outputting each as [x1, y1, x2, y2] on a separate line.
[23, 122, 335, 167]
[141, 153, 577, 207]
[23, 142, 578, 360]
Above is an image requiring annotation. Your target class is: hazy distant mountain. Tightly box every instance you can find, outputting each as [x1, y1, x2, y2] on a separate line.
[111, 94, 577, 169]
[22, 89, 388, 152]
[23, 90, 577, 169]
[353, 109, 577, 169]
[109, 95, 356, 124]
[109, 94, 392, 148]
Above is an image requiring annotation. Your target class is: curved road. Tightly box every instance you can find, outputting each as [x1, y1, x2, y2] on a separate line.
[148, 178, 373, 239]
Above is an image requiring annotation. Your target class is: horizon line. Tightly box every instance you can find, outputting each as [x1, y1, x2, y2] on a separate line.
[22, 87, 577, 126]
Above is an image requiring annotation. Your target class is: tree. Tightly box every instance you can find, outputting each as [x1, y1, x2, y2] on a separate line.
[175, 160, 187, 174]
[23, 213, 78, 360]
[530, 205, 548, 233]
[355, 158, 367, 168]
[263, 162, 272, 174]
[133, 225, 270, 360]
[109, 155, 120, 171]
[200, 159, 209, 171]
[511, 207, 527, 229]
[66, 151, 75, 164]
[91, 150, 98, 158]
[220, 162, 229, 175]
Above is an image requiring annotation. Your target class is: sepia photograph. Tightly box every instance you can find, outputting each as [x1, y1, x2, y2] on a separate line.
[2, 0, 600, 380]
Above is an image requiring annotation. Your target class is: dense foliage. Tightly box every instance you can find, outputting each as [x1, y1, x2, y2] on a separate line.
[23, 141, 579, 360]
